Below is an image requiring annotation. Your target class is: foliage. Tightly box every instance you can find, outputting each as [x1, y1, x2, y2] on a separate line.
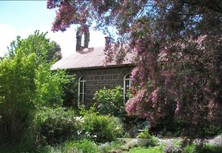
[94, 86, 125, 117]
[64, 139, 99, 153]
[79, 105, 123, 143]
[162, 136, 222, 153]
[47, 40, 62, 63]
[94, 86, 142, 138]
[129, 145, 165, 153]
[196, 143, 222, 153]
[34, 107, 80, 145]
[163, 141, 182, 153]
[0, 30, 69, 146]
[183, 143, 196, 153]
[47, 0, 222, 140]
[62, 75, 78, 107]
[99, 140, 124, 153]
[35, 63, 70, 107]
[195, 134, 222, 153]
[203, 124, 222, 137]
[123, 125, 139, 138]
[137, 128, 159, 147]
[75, 139, 98, 153]
[137, 128, 152, 139]
[149, 137, 160, 147]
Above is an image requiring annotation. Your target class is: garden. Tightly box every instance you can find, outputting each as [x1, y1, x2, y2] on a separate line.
[1, 104, 221, 153]
[1, 0, 222, 152]
[0, 76, 221, 152]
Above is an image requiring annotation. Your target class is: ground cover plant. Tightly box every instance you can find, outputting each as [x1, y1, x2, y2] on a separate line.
[25, 133, 221, 153]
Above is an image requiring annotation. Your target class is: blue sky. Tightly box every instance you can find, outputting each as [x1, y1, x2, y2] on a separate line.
[0, 1, 105, 57]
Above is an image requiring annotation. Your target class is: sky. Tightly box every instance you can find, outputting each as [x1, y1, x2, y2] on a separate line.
[0, 1, 105, 58]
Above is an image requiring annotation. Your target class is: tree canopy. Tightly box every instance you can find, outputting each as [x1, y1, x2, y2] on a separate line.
[47, 0, 222, 141]
[6, 32, 62, 63]
[0, 30, 69, 144]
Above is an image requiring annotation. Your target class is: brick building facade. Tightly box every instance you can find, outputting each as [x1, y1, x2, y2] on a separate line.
[68, 65, 134, 106]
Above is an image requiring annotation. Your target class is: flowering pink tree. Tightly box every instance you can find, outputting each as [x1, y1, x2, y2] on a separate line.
[47, 0, 222, 140]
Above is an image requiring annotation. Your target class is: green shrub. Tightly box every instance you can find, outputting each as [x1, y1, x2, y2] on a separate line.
[75, 139, 99, 153]
[149, 137, 160, 147]
[94, 86, 125, 117]
[203, 124, 222, 137]
[196, 143, 222, 153]
[84, 114, 123, 143]
[137, 128, 152, 139]
[34, 107, 80, 144]
[63, 139, 99, 153]
[183, 143, 196, 153]
[80, 106, 123, 143]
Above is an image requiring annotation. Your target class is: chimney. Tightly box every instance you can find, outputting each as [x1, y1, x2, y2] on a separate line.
[84, 27, 90, 48]
[76, 28, 82, 51]
[76, 26, 90, 51]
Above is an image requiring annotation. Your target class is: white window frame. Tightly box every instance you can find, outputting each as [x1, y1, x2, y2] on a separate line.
[124, 74, 132, 103]
[78, 76, 86, 106]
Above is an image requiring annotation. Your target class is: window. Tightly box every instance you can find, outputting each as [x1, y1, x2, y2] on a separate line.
[124, 74, 132, 103]
[78, 76, 86, 106]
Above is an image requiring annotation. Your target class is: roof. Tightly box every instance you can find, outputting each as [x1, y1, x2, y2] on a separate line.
[51, 46, 135, 70]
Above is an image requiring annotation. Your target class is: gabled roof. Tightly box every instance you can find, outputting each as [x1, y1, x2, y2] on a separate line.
[51, 46, 134, 70]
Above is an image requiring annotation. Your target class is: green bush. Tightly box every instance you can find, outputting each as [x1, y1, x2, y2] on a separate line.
[149, 137, 160, 147]
[93, 86, 142, 136]
[63, 139, 99, 153]
[137, 128, 152, 139]
[34, 107, 80, 144]
[74, 139, 98, 153]
[183, 143, 196, 153]
[80, 106, 123, 143]
[196, 144, 222, 153]
[94, 86, 125, 117]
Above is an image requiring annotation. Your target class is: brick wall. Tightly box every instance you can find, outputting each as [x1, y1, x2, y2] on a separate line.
[68, 65, 134, 106]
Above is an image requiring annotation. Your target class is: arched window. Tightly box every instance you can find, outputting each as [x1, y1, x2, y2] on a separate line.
[124, 74, 132, 103]
[78, 76, 86, 106]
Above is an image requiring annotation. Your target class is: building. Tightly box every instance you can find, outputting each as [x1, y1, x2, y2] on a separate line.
[51, 29, 134, 107]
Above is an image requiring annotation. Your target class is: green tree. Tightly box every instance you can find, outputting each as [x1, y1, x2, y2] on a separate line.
[0, 30, 69, 145]
[6, 32, 62, 63]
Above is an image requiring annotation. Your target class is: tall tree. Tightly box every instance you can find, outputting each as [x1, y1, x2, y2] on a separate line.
[47, 0, 222, 142]
[6, 32, 62, 63]
[0, 30, 69, 144]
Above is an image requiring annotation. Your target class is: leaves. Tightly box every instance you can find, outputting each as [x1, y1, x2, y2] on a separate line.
[0, 30, 70, 144]
[48, 0, 222, 139]
[94, 86, 124, 117]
